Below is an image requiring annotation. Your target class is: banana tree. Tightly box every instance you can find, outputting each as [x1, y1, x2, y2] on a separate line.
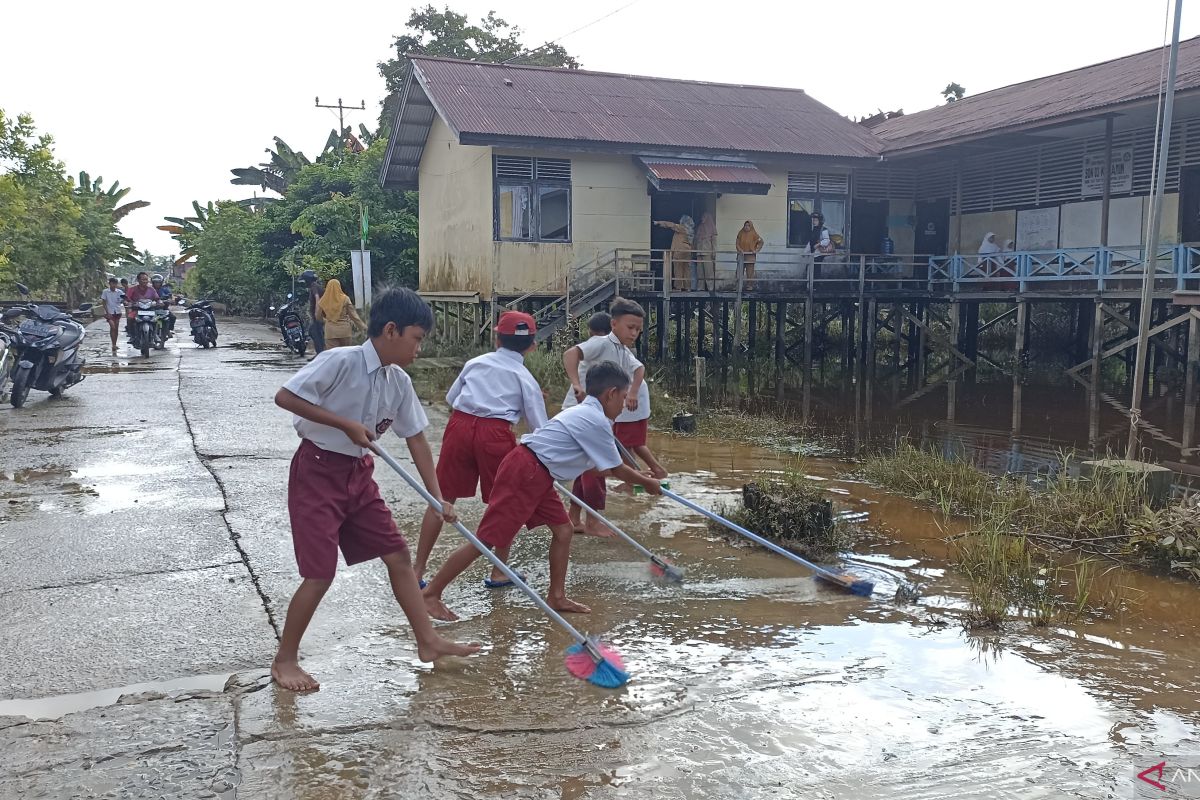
[158, 200, 212, 265]
[229, 137, 311, 196]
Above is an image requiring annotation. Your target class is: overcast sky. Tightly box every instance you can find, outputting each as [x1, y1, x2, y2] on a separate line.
[1, 0, 1193, 258]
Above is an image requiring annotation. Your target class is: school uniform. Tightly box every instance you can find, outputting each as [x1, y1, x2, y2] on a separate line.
[562, 332, 651, 509]
[437, 348, 548, 503]
[281, 340, 427, 580]
[475, 396, 622, 549]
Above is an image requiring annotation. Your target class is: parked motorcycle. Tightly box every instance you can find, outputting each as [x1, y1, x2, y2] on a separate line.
[182, 298, 219, 348]
[3, 283, 93, 408]
[0, 321, 15, 404]
[272, 294, 308, 355]
[129, 298, 166, 358]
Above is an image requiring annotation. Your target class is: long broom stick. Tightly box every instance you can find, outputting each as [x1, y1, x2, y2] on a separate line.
[554, 481, 684, 582]
[370, 441, 630, 688]
[614, 441, 873, 597]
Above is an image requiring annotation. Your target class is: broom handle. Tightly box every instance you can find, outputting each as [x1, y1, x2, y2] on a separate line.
[613, 440, 843, 583]
[554, 481, 668, 568]
[370, 442, 590, 649]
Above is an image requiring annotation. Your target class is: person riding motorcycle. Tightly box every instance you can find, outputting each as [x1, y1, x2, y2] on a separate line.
[151, 274, 176, 336]
[124, 271, 160, 337]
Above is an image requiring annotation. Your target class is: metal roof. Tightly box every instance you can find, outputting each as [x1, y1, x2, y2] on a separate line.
[873, 36, 1200, 155]
[406, 56, 881, 159]
[640, 158, 771, 185]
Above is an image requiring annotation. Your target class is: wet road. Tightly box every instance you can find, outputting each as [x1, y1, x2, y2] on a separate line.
[0, 319, 1197, 799]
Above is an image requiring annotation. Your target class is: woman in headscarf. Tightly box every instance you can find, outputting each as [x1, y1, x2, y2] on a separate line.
[977, 232, 1001, 271]
[736, 220, 764, 290]
[694, 212, 717, 292]
[316, 278, 365, 348]
[654, 215, 695, 292]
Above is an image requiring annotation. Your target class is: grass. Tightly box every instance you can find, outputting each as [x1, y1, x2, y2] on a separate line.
[860, 442, 1168, 628]
[708, 474, 850, 563]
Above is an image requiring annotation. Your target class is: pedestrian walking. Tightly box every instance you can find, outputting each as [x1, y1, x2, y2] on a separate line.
[304, 271, 326, 355]
[100, 277, 124, 354]
[315, 278, 365, 348]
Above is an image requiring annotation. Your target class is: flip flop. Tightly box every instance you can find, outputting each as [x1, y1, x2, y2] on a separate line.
[419, 579, 427, 589]
[483, 570, 526, 589]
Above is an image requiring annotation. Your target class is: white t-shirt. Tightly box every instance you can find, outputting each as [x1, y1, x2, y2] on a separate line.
[561, 332, 650, 423]
[282, 340, 428, 457]
[446, 348, 548, 430]
[100, 288, 124, 315]
[521, 396, 622, 481]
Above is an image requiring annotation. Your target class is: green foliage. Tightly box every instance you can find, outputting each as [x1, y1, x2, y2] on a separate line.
[943, 82, 966, 103]
[708, 478, 846, 563]
[0, 108, 147, 299]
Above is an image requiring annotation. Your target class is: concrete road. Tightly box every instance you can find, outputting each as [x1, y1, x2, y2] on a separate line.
[1, 318, 1197, 800]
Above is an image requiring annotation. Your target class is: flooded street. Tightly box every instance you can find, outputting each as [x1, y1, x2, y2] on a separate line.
[1, 318, 1198, 799]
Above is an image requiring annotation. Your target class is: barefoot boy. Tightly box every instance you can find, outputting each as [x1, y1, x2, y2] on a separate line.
[423, 362, 662, 621]
[272, 287, 480, 691]
[561, 311, 611, 533]
[413, 310, 548, 589]
[563, 298, 669, 534]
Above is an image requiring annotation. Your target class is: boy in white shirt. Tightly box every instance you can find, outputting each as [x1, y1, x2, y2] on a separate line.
[272, 288, 480, 692]
[99, 277, 124, 354]
[413, 311, 548, 589]
[422, 362, 662, 622]
[562, 298, 669, 534]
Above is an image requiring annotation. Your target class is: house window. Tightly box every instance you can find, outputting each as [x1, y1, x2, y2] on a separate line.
[494, 156, 571, 242]
[787, 172, 849, 248]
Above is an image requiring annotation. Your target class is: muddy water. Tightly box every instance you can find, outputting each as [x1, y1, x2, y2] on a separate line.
[254, 425, 1200, 798]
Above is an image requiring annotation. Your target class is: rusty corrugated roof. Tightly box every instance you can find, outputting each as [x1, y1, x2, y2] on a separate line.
[409, 57, 881, 159]
[874, 37, 1200, 154]
[640, 159, 772, 185]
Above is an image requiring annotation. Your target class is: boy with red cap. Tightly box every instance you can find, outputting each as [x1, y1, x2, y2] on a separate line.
[423, 362, 662, 621]
[413, 310, 548, 589]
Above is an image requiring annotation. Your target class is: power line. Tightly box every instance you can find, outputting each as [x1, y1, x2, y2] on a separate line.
[504, 0, 642, 65]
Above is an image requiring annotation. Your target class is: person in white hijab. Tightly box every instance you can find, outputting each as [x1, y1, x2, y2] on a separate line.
[977, 232, 1001, 270]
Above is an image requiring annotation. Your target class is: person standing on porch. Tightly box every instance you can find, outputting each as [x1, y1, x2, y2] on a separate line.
[655, 215, 694, 292]
[736, 220, 764, 290]
[694, 212, 717, 292]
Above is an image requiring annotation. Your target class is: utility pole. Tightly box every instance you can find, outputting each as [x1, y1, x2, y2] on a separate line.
[315, 97, 366, 139]
[1128, 0, 1183, 459]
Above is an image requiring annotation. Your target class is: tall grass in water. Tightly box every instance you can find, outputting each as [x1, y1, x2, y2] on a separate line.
[862, 443, 1148, 628]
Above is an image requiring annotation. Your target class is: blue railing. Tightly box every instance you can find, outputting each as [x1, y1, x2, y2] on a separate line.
[928, 244, 1200, 292]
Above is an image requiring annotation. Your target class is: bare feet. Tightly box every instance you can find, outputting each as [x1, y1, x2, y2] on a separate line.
[549, 596, 591, 614]
[575, 518, 613, 538]
[423, 592, 459, 622]
[271, 659, 320, 692]
[416, 634, 482, 663]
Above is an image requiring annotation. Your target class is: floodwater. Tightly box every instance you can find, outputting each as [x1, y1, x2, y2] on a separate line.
[3, 319, 1198, 798]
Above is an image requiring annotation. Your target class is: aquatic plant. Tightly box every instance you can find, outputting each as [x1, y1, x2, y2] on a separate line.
[707, 476, 849, 562]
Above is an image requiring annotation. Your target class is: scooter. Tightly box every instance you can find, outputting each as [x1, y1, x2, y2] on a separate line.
[128, 299, 164, 358]
[271, 293, 307, 355]
[3, 283, 92, 408]
[183, 298, 219, 348]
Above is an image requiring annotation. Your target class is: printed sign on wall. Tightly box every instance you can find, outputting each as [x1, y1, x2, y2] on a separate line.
[1016, 206, 1060, 251]
[1082, 147, 1134, 196]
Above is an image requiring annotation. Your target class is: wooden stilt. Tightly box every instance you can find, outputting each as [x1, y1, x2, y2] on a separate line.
[948, 301, 959, 422]
[775, 301, 786, 367]
[1184, 310, 1199, 458]
[1013, 300, 1028, 435]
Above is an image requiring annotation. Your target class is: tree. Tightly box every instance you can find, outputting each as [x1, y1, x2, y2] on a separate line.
[943, 82, 966, 103]
[377, 5, 580, 132]
[229, 138, 313, 196]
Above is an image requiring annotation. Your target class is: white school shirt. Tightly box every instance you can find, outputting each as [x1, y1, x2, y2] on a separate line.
[282, 340, 428, 457]
[445, 348, 548, 430]
[521, 396, 622, 482]
[100, 288, 124, 315]
[561, 332, 651, 422]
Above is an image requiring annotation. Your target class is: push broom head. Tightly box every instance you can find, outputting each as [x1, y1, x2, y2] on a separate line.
[816, 571, 875, 597]
[564, 638, 629, 688]
[649, 557, 685, 583]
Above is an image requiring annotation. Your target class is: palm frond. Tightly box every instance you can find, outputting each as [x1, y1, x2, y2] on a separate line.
[113, 200, 150, 222]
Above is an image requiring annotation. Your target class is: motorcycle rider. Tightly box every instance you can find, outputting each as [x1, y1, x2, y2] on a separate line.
[151, 274, 176, 336]
[124, 271, 159, 338]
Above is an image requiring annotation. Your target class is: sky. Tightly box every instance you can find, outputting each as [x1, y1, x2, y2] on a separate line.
[1, 0, 1195, 258]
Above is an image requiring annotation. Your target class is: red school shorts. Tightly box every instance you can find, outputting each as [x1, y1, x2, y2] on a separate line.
[476, 445, 570, 549]
[571, 470, 607, 511]
[287, 439, 410, 580]
[614, 419, 649, 449]
[436, 410, 517, 503]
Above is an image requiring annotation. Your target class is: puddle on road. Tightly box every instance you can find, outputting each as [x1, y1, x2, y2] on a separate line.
[0, 673, 235, 720]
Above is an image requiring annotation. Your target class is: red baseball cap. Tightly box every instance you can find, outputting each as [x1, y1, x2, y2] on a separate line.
[496, 310, 537, 336]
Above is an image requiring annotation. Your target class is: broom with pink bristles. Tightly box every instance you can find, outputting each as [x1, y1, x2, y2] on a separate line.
[371, 442, 630, 689]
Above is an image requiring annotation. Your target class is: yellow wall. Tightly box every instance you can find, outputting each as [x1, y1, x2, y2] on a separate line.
[418, 117, 493, 295]
[715, 168, 789, 250]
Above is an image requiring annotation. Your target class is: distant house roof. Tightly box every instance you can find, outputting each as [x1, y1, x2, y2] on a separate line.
[874, 37, 1200, 154]
[381, 56, 880, 189]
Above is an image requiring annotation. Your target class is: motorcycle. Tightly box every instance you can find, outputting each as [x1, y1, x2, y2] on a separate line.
[182, 298, 219, 348]
[0, 321, 15, 404]
[3, 283, 92, 408]
[129, 298, 166, 358]
[272, 293, 308, 355]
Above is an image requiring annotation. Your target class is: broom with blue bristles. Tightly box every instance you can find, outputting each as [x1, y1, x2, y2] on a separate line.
[371, 442, 630, 688]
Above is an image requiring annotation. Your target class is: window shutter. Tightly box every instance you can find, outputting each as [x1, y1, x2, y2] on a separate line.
[788, 172, 818, 193]
[818, 173, 849, 195]
[495, 156, 534, 179]
[535, 158, 571, 181]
